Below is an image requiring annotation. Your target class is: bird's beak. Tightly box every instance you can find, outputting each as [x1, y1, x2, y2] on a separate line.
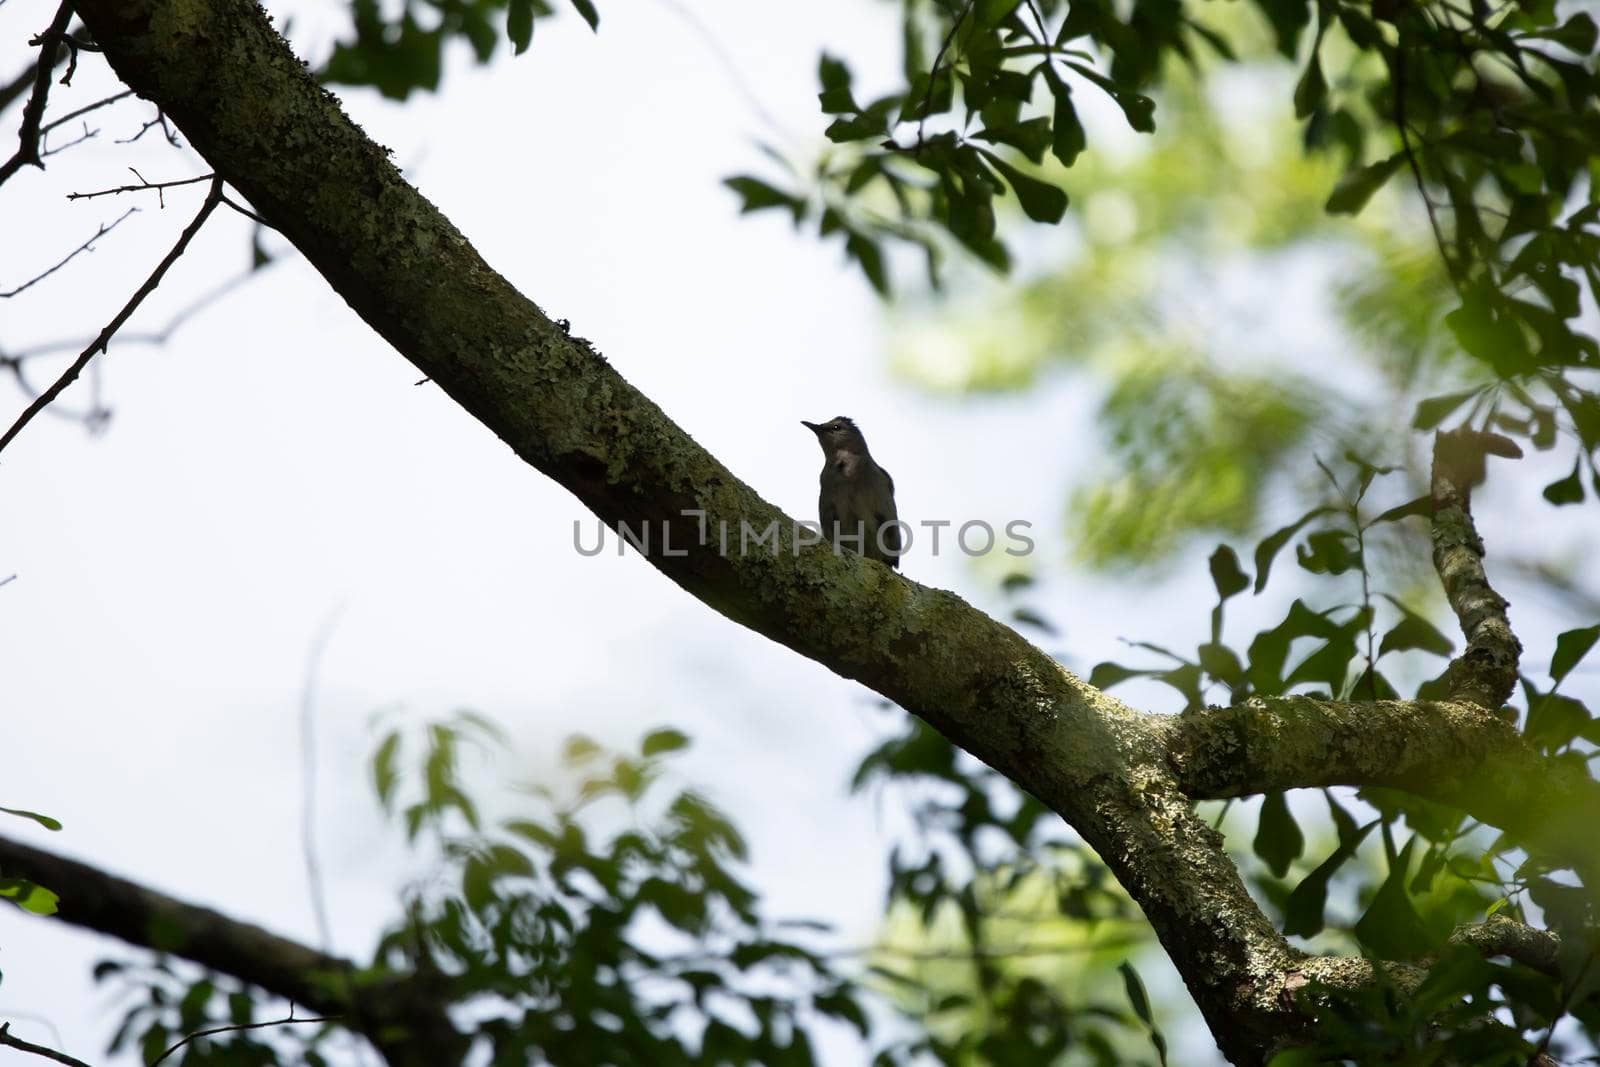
[801, 420, 822, 434]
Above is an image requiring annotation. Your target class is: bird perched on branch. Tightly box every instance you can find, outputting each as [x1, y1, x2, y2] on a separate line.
[802, 416, 901, 569]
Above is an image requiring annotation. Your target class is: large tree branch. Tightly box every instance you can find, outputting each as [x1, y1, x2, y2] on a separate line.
[0, 833, 464, 1067]
[1164, 696, 1600, 883]
[1431, 428, 1523, 709]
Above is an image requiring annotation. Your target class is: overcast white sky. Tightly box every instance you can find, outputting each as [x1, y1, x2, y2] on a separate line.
[1, 0, 1597, 1064]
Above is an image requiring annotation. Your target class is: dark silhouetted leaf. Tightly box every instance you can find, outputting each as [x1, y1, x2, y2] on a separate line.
[1551, 625, 1600, 683]
[1325, 153, 1403, 215]
[1254, 792, 1305, 878]
[1209, 545, 1250, 600]
[1353, 837, 1433, 959]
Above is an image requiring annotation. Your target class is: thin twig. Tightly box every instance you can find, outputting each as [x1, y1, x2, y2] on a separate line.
[1526, 950, 1595, 1066]
[116, 107, 180, 147]
[2, 208, 138, 298]
[30, 30, 101, 87]
[653, 0, 794, 143]
[0, 1022, 94, 1067]
[301, 608, 346, 952]
[917, 0, 975, 144]
[0, 575, 16, 588]
[0, 178, 224, 458]
[0, 0, 74, 187]
[39, 89, 132, 134]
[152, 1011, 341, 1066]
[5, 262, 262, 361]
[66, 169, 214, 204]
[1392, 29, 1462, 293]
[219, 192, 270, 228]
[39, 121, 96, 157]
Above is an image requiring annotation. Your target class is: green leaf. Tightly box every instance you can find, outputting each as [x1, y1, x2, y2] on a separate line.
[1295, 528, 1359, 575]
[1253, 792, 1305, 878]
[1293, 54, 1325, 118]
[846, 233, 889, 294]
[1525, 692, 1592, 749]
[980, 151, 1068, 223]
[1412, 389, 1483, 430]
[1353, 837, 1434, 959]
[372, 731, 401, 810]
[1050, 84, 1087, 167]
[1283, 820, 1376, 937]
[568, 0, 599, 31]
[0, 806, 61, 831]
[723, 176, 805, 222]
[507, 0, 534, 55]
[1208, 545, 1250, 601]
[0, 878, 59, 915]
[814, 990, 869, 1036]
[1088, 661, 1148, 689]
[1325, 153, 1404, 215]
[818, 53, 857, 113]
[1543, 458, 1585, 505]
[562, 733, 603, 765]
[1198, 642, 1245, 688]
[1528, 12, 1597, 52]
[824, 116, 881, 143]
[1367, 495, 1429, 525]
[1118, 961, 1169, 1065]
[1377, 597, 1454, 658]
[1119, 958, 1153, 1022]
[1253, 0, 1313, 56]
[640, 726, 691, 757]
[974, 117, 1054, 164]
[1550, 625, 1600, 684]
[1254, 507, 1334, 593]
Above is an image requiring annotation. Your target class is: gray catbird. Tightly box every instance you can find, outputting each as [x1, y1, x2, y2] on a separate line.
[802, 416, 901, 569]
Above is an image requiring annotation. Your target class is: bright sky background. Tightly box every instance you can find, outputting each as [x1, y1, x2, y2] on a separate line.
[2, 0, 1597, 1064]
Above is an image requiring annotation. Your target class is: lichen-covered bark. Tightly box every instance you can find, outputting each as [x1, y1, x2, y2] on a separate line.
[1430, 429, 1523, 709]
[1164, 697, 1600, 885]
[55, 1, 1593, 1062]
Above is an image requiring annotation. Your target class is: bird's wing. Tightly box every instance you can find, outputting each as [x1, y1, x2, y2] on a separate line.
[819, 491, 839, 534]
[875, 466, 902, 565]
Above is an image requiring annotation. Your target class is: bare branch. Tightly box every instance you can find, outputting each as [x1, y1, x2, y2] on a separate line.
[0, 0, 74, 188]
[153, 1011, 341, 1066]
[0, 1023, 93, 1067]
[37, 88, 132, 134]
[5, 261, 263, 362]
[1431, 427, 1523, 709]
[0, 179, 221, 456]
[0, 832, 464, 1067]
[66, 168, 213, 204]
[1, 207, 137, 298]
[115, 105, 180, 146]
[38, 119, 96, 157]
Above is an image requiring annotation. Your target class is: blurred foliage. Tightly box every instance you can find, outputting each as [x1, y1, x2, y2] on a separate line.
[728, 0, 1600, 383]
[96, 708, 1182, 1066]
[0, 806, 62, 923]
[852, 710, 1169, 1065]
[320, 0, 599, 99]
[724, 0, 1600, 567]
[100, 714, 874, 1065]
